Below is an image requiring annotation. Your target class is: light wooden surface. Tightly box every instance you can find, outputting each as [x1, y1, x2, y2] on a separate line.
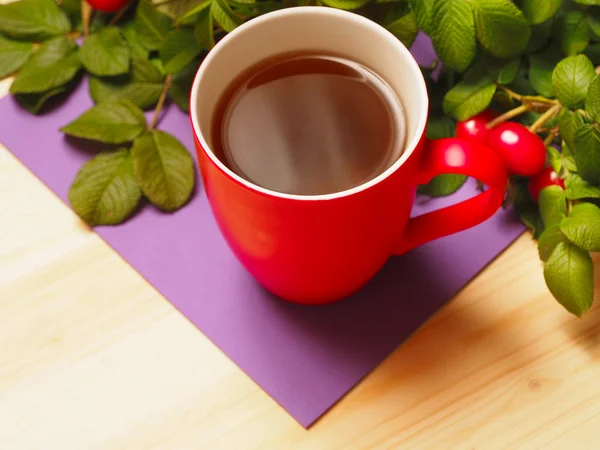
[1, 75, 600, 450]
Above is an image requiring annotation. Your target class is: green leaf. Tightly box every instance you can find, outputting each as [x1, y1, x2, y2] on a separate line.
[431, 0, 476, 72]
[193, 6, 214, 50]
[539, 185, 567, 226]
[135, 0, 172, 51]
[557, 11, 590, 56]
[548, 147, 563, 174]
[484, 54, 521, 84]
[558, 109, 585, 153]
[525, 19, 554, 53]
[585, 76, 600, 123]
[418, 174, 467, 197]
[572, 0, 600, 5]
[520, 0, 562, 24]
[0, 36, 32, 79]
[122, 22, 149, 59]
[175, 0, 211, 24]
[496, 57, 520, 84]
[131, 130, 195, 211]
[528, 49, 559, 98]
[89, 58, 164, 110]
[565, 173, 600, 199]
[544, 241, 594, 317]
[574, 124, 600, 184]
[411, 0, 435, 35]
[472, 0, 531, 58]
[15, 82, 73, 114]
[442, 76, 497, 121]
[0, 0, 71, 41]
[425, 116, 456, 139]
[211, 0, 242, 32]
[60, 100, 146, 144]
[160, 28, 202, 74]
[560, 203, 600, 251]
[386, 11, 418, 48]
[170, 60, 198, 112]
[514, 179, 545, 238]
[588, 12, 600, 39]
[320, 0, 370, 8]
[10, 37, 81, 95]
[150, 58, 166, 74]
[563, 141, 579, 172]
[79, 26, 130, 77]
[69, 149, 142, 226]
[155, 0, 209, 19]
[231, 1, 282, 16]
[552, 55, 596, 109]
[538, 223, 569, 262]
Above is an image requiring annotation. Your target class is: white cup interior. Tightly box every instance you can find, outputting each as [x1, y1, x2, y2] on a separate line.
[190, 6, 429, 200]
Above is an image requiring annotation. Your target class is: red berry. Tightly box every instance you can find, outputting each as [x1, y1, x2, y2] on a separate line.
[86, 0, 127, 13]
[456, 109, 498, 144]
[485, 122, 547, 176]
[528, 167, 565, 201]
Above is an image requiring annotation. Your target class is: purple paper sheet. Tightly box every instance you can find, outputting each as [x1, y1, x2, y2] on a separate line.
[0, 35, 525, 427]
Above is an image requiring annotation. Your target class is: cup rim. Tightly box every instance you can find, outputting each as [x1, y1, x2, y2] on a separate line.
[189, 6, 429, 201]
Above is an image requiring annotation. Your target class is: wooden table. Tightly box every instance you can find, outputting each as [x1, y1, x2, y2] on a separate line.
[1, 74, 600, 450]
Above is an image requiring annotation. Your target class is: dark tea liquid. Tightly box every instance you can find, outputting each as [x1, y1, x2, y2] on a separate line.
[211, 53, 406, 195]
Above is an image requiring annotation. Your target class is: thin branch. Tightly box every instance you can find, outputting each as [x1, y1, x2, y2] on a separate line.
[543, 128, 559, 147]
[487, 104, 531, 129]
[81, 0, 93, 38]
[529, 104, 561, 133]
[497, 85, 523, 102]
[149, 74, 173, 130]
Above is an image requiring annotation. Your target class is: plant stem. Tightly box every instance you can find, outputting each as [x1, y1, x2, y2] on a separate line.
[529, 104, 561, 133]
[543, 128, 559, 147]
[498, 85, 523, 102]
[108, 0, 134, 26]
[81, 0, 92, 38]
[149, 74, 172, 130]
[152, 0, 180, 5]
[487, 104, 531, 129]
[577, 109, 591, 120]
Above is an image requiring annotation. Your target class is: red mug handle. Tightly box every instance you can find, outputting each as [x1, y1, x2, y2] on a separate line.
[394, 138, 508, 255]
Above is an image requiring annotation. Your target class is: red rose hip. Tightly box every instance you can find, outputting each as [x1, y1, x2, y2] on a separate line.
[86, 0, 127, 13]
[485, 122, 547, 176]
[528, 167, 565, 201]
[456, 109, 497, 144]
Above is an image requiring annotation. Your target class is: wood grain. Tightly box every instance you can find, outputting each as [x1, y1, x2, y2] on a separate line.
[1, 53, 600, 450]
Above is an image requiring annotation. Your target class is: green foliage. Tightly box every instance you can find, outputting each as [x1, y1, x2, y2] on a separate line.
[0, 0, 70, 41]
[472, 0, 531, 58]
[544, 242, 594, 317]
[539, 185, 568, 226]
[1, 0, 600, 316]
[79, 27, 131, 77]
[431, 0, 476, 72]
[552, 55, 596, 109]
[69, 149, 142, 226]
[10, 37, 81, 94]
[0, 36, 32, 79]
[60, 100, 147, 144]
[89, 58, 164, 110]
[135, 0, 172, 50]
[443, 75, 497, 120]
[131, 130, 196, 211]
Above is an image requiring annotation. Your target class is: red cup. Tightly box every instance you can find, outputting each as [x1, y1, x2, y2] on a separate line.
[190, 7, 507, 305]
